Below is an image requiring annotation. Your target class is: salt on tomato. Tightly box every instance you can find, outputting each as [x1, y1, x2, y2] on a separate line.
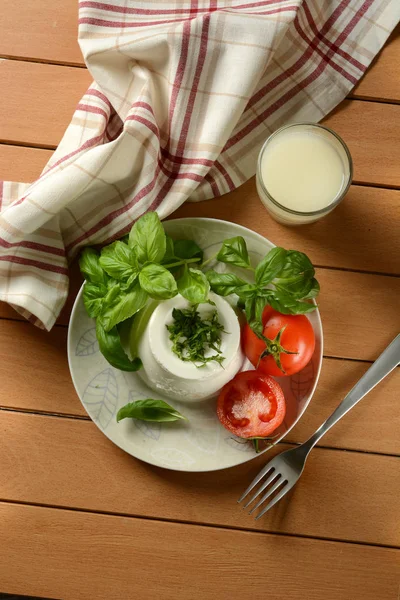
[243, 306, 315, 377]
[217, 370, 285, 438]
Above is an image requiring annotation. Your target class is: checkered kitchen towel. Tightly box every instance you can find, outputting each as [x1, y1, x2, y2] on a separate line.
[0, 0, 399, 329]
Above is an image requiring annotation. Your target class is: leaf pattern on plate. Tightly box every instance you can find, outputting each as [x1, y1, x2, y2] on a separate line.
[224, 436, 254, 453]
[184, 423, 220, 454]
[134, 420, 162, 441]
[290, 360, 315, 402]
[82, 368, 118, 429]
[150, 447, 195, 469]
[75, 327, 99, 356]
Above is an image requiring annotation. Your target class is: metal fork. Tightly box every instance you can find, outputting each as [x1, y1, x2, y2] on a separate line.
[239, 334, 400, 520]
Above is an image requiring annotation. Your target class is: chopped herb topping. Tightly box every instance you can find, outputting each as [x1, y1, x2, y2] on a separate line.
[166, 304, 226, 367]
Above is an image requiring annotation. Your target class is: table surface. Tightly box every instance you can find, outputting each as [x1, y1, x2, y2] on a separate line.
[0, 4, 399, 600]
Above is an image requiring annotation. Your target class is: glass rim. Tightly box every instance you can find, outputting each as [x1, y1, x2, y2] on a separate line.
[257, 122, 353, 217]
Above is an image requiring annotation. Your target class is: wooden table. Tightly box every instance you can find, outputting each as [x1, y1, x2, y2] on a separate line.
[0, 4, 399, 599]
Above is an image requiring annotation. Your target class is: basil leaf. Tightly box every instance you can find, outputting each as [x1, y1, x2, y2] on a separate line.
[216, 236, 251, 269]
[129, 212, 166, 264]
[121, 272, 139, 292]
[173, 239, 203, 262]
[99, 241, 138, 281]
[116, 399, 186, 423]
[104, 283, 120, 307]
[267, 291, 316, 315]
[275, 276, 319, 300]
[235, 283, 259, 299]
[255, 247, 287, 286]
[254, 296, 266, 324]
[206, 270, 247, 296]
[96, 320, 142, 372]
[82, 281, 107, 318]
[302, 278, 320, 300]
[274, 250, 315, 285]
[79, 248, 107, 285]
[177, 266, 209, 304]
[101, 283, 148, 331]
[163, 235, 176, 263]
[244, 296, 265, 334]
[139, 264, 178, 299]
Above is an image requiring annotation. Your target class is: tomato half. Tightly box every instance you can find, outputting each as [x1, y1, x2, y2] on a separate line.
[243, 306, 315, 377]
[217, 370, 286, 438]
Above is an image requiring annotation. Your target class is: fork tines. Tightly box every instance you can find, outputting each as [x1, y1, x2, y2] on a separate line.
[238, 462, 289, 519]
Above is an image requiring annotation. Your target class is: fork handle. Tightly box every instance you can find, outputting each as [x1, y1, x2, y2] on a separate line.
[303, 334, 400, 452]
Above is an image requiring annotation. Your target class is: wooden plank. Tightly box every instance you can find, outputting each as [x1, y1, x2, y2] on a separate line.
[0, 144, 52, 182]
[0, 316, 399, 455]
[0, 60, 399, 187]
[0, 502, 399, 600]
[323, 100, 400, 188]
[0, 320, 84, 416]
[174, 181, 400, 276]
[1, 264, 399, 360]
[316, 269, 400, 361]
[0, 61, 91, 148]
[0, 3, 398, 103]
[1, 139, 399, 275]
[350, 24, 400, 103]
[0, 0, 83, 66]
[1, 411, 400, 546]
[288, 356, 400, 455]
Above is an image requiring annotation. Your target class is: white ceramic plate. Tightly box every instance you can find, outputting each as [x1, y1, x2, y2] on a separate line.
[68, 218, 323, 472]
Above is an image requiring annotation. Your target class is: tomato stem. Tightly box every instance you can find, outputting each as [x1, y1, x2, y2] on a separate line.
[257, 326, 298, 374]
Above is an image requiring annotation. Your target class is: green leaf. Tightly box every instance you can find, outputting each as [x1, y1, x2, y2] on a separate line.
[173, 239, 203, 262]
[129, 212, 166, 264]
[163, 235, 176, 263]
[82, 281, 107, 318]
[255, 247, 287, 286]
[104, 283, 121, 307]
[177, 266, 209, 304]
[96, 320, 142, 372]
[267, 291, 316, 315]
[99, 241, 138, 280]
[235, 283, 259, 299]
[79, 248, 107, 285]
[254, 296, 266, 324]
[274, 250, 315, 285]
[206, 270, 247, 296]
[139, 264, 178, 299]
[275, 276, 319, 300]
[216, 236, 251, 269]
[101, 283, 148, 332]
[116, 399, 186, 423]
[302, 278, 320, 300]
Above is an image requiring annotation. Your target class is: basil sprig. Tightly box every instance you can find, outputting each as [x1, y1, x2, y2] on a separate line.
[117, 399, 186, 423]
[207, 239, 319, 333]
[79, 213, 207, 371]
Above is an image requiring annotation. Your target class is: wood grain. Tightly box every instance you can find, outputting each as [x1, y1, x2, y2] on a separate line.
[0, 61, 91, 148]
[0, 317, 399, 455]
[0, 414, 399, 547]
[0, 503, 400, 600]
[1, 139, 399, 275]
[173, 181, 400, 276]
[0, 60, 399, 187]
[351, 25, 400, 103]
[0, 2, 398, 103]
[0, 144, 52, 182]
[0, 0, 83, 66]
[323, 100, 400, 188]
[316, 269, 400, 361]
[1, 264, 399, 359]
